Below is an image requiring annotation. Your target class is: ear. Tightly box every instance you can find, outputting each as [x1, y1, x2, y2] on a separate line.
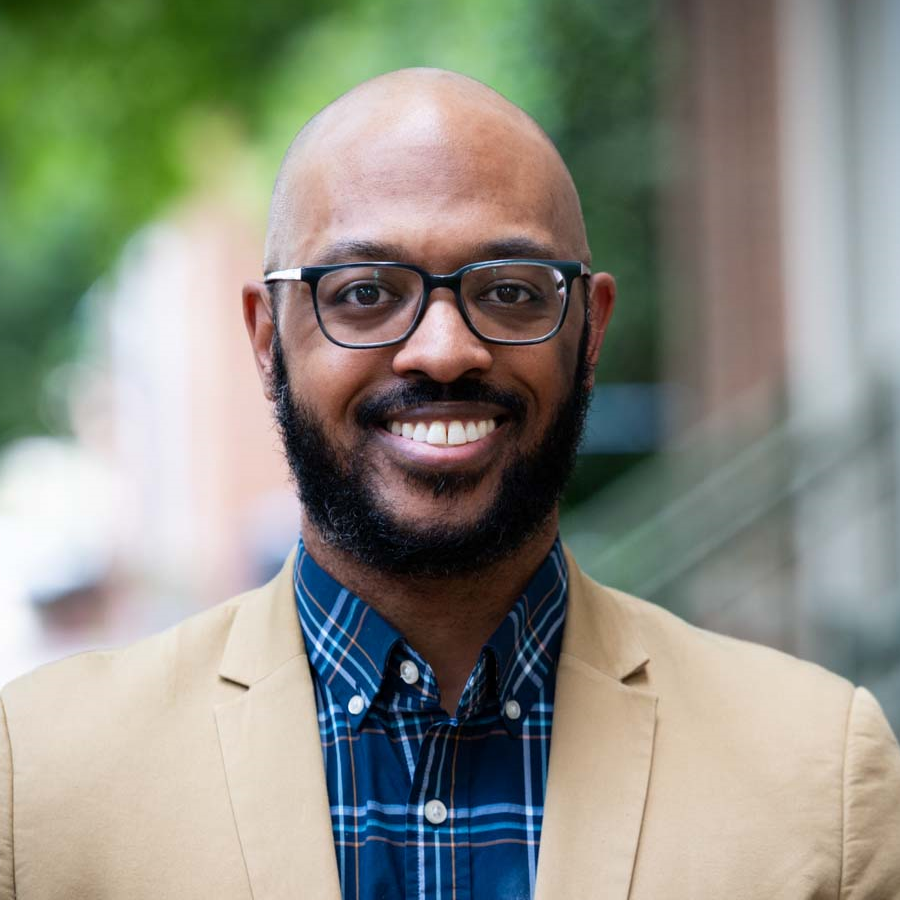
[242, 280, 276, 401]
[583, 272, 616, 390]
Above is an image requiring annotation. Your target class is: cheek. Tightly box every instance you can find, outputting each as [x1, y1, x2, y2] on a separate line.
[501, 347, 572, 426]
[535, 342, 583, 421]
[286, 336, 395, 426]
[536, 357, 573, 416]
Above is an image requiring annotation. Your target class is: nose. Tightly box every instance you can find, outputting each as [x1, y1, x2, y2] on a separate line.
[391, 290, 493, 383]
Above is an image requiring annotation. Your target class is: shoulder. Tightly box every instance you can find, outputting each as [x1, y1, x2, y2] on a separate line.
[5, 595, 238, 701]
[562, 555, 866, 772]
[570, 565, 900, 805]
[574, 564, 856, 713]
[0, 587, 258, 758]
[591, 576, 900, 893]
[567, 562, 900, 893]
[0, 574, 299, 897]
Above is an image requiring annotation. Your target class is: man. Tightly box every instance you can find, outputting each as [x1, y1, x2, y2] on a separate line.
[1, 68, 899, 900]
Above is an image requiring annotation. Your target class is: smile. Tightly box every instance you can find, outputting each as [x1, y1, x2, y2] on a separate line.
[384, 417, 498, 446]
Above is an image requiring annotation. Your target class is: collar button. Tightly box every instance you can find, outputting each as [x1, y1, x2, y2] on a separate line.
[504, 698, 521, 721]
[399, 660, 420, 685]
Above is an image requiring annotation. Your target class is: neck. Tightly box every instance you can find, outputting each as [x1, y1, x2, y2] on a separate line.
[299, 511, 559, 712]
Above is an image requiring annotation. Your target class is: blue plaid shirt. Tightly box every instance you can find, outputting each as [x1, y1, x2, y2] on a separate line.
[293, 538, 568, 900]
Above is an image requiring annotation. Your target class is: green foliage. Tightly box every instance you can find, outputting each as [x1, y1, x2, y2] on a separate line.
[0, 0, 328, 440]
[0, 0, 662, 447]
[537, 0, 663, 383]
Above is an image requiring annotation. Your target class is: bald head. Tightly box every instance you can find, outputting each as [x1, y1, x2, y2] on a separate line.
[264, 69, 589, 275]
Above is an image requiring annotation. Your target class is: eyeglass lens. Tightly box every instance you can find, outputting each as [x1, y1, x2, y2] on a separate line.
[314, 263, 567, 345]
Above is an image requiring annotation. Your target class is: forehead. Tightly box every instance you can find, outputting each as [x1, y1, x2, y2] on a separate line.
[279, 99, 582, 269]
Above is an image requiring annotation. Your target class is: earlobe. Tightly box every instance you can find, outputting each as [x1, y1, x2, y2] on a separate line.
[242, 281, 277, 401]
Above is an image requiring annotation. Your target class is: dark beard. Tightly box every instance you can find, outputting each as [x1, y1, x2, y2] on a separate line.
[271, 325, 592, 578]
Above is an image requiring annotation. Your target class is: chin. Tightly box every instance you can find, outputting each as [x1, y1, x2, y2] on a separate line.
[390, 465, 504, 506]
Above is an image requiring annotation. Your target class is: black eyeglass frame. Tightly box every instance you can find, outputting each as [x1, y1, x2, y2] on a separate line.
[263, 258, 591, 349]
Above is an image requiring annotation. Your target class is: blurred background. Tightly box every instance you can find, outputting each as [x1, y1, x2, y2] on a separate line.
[2, 0, 899, 731]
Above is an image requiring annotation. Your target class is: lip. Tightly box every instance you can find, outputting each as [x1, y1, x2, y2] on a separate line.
[373, 417, 508, 469]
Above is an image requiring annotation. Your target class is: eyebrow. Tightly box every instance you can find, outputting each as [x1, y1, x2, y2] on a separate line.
[469, 237, 561, 261]
[308, 236, 564, 269]
[309, 239, 408, 266]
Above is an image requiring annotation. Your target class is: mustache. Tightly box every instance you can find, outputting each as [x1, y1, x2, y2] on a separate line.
[356, 379, 527, 427]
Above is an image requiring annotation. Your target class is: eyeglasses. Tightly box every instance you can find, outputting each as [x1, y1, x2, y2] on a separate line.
[263, 258, 590, 349]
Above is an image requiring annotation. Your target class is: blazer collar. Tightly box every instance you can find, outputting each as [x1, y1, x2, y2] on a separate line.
[218, 549, 304, 688]
[216, 545, 649, 690]
[559, 545, 650, 681]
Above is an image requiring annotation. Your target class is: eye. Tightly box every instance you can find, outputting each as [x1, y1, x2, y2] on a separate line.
[480, 282, 542, 306]
[334, 281, 399, 307]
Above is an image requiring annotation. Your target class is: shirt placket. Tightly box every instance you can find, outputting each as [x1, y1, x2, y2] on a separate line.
[392, 645, 470, 900]
[405, 717, 472, 900]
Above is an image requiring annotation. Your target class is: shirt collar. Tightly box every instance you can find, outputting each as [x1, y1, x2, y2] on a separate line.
[293, 538, 568, 735]
[484, 538, 568, 735]
[293, 544, 399, 728]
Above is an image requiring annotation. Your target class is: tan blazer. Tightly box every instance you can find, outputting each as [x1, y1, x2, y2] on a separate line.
[2, 549, 899, 899]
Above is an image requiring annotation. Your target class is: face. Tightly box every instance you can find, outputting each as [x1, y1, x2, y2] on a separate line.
[245, 94, 615, 575]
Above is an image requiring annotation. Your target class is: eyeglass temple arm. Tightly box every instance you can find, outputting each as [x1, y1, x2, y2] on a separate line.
[264, 268, 305, 282]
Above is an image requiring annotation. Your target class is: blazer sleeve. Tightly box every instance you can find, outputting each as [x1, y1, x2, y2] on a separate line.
[840, 687, 900, 899]
[0, 696, 13, 900]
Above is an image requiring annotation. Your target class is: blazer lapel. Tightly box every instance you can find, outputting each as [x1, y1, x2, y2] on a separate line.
[534, 551, 658, 900]
[214, 553, 342, 900]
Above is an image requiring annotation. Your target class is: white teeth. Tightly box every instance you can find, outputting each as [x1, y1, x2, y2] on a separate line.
[386, 418, 498, 446]
[447, 421, 467, 445]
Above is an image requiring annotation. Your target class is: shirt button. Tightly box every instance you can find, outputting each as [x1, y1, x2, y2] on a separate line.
[504, 699, 521, 720]
[424, 799, 448, 825]
[347, 694, 365, 715]
[399, 660, 420, 685]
